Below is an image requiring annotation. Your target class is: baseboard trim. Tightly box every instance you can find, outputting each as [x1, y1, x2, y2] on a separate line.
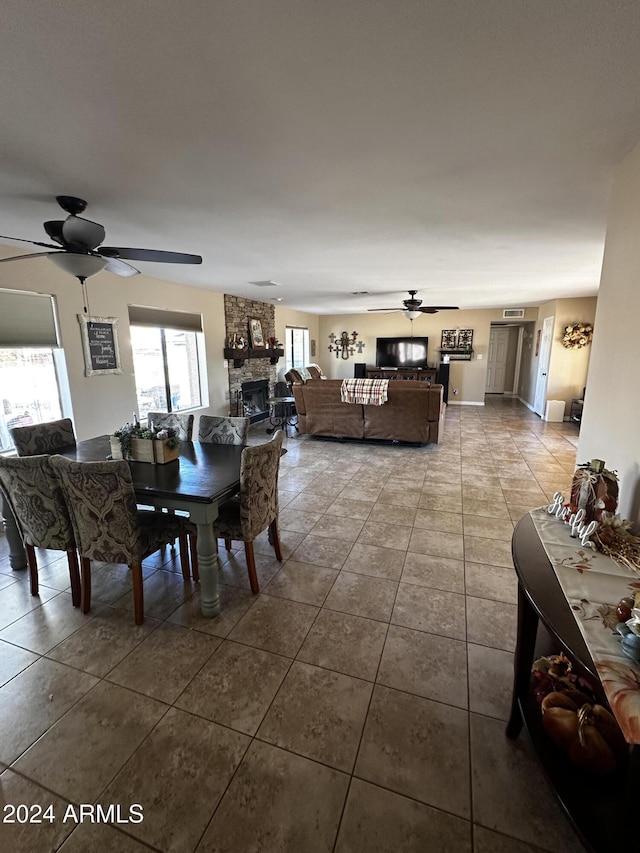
[517, 396, 536, 413]
[447, 400, 485, 407]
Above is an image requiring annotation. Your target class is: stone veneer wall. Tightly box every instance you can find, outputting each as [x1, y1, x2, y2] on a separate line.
[224, 294, 278, 416]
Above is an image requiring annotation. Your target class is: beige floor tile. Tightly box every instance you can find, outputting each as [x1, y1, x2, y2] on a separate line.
[324, 571, 398, 622]
[0, 592, 90, 655]
[418, 493, 463, 512]
[310, 514, 365, 542]
[466, 596, 517, 652]
[176, 639, 290, 735]
[0, 637, 39, 686]
[296, 608, 387, 681]
[57, 824, 153, 852]
[101, 707, 249, 853]
[355, 685, 470, 817]
[401, 552, 465, 593]
[367, 502, 417, 526]
[465, 562, 518, 605]
[287, 492, 336, 513]
[252, 526, 306, 559]
[13, 681, 166, 803]
[501, 487, 548, 505]
[413, 508, 463, 534]
[0, 657, 98, 764]
[473, 826, 552, 853]
[166, 583, 256, 638]
[467, 644, 514, 721]
[461, 498, 510, 519]
[343, 542, 405, 579]
[0, 581, 60, 632]
[338, 484, 383, 503]
[463, 514, 514, 541]
[278, 507, 323, 533]
[470, 715, 586, 853]
[107, 622, 220, 703]
[291, 533, 353, 569]
[217, 549, 282, 590]
[265, 560, 338, 605]
[0, 769, 73, 852]
[464, 536, 513, 568]
[113, 569, 196, 621]
[392, 583, 466, 640]
[257, 661, 372, 772]
[335, 778, 471, 853]
[377, 625, 468, 708]
[356, 521, 412, 551]
[47, 605, 158, 677]
[325, 497, 375, 520]
[228, 594, 319, 656]
[377, 487, 421, 507]
[508, 504, 534, 524]
[408, 528, 465, 561]
[196, 740, 349, 853]
[86, 562, 157, 606]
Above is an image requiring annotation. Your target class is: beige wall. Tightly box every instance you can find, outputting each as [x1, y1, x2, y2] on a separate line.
[0, 249, 230, 440]
[578, 139, 640, 521]
[317, 308, 538, 404]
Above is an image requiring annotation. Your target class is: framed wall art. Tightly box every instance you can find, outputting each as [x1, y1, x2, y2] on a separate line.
[248, 317, 265, 348]
[77, 315, 122, 377]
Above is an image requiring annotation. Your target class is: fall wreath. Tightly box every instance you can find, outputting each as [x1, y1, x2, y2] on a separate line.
[562, 322, 593, 350]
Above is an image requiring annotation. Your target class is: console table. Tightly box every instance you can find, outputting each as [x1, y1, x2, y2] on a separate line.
[366, 368, 437, 384]
[508, 514, 638, 853]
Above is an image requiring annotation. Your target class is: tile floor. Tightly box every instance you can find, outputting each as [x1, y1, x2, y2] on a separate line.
[0, 397, 588, 852]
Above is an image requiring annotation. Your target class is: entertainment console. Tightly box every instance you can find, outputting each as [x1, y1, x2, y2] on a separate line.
[366, 368, 437, 385]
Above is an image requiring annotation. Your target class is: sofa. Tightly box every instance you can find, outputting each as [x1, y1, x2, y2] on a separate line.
[292, 379, 445, 444]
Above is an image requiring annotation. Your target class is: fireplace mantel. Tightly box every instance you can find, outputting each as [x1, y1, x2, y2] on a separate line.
[224, 347, 284, 368]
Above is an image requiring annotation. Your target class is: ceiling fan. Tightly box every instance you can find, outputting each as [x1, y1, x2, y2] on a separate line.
[0, 195, 202, 281]
[368, 290, 459, 319]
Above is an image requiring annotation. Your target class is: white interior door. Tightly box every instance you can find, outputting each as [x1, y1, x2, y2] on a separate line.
[485, 326, 509, 393]
[533, 316, 554, 416]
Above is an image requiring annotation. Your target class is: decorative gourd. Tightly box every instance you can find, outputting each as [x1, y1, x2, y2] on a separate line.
[541, 691, 628, 775]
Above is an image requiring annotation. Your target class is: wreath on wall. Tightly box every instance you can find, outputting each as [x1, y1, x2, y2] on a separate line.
[561, 322, 593, 350]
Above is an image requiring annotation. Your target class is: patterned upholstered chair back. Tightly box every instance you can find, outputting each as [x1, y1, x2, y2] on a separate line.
[198, 415, 249, 446]
[10, 418, 76, 457]
[0, 455, 75, 551]
[49, 456, 141, 565]
[238, 430, 284, 541]
[147, 412, 194, 441]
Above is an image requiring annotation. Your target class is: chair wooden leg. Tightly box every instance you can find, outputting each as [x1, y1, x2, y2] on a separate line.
[67, 549, 81, 607]
[269, 519, 283, 562]
[25, 543, 38, 596]
[179, 533, 190, 581]
[80, 556, 92, 614]
[244, 541, 259, 594]
[189, 532, 199, 583]
[132, 563, 144, 625]
[224, 537, 232, 551]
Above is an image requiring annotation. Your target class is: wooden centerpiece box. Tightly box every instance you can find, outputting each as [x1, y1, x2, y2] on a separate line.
[110, 424, 180, 464]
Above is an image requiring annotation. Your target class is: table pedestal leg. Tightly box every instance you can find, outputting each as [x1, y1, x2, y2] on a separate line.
[2, 495, 27, 571]
[506, 583, 539, 739]
[196, 520, 221, 617]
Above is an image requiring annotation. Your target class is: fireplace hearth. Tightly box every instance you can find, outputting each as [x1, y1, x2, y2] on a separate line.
[241, 379, 269, 423]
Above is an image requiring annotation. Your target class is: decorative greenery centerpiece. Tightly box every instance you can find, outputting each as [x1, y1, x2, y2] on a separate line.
[111, 422, 180, 464]
[561, 322, 593, 349]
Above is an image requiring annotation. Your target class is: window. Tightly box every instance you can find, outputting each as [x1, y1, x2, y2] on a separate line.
[285, 327, 310, 371]
[0, 290, 65, 453]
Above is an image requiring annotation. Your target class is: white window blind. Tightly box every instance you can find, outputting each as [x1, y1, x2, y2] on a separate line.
[128, 305, 203, 333]
[0, 290, 59, 347]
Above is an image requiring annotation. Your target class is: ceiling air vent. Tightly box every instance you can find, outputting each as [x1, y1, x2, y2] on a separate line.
[249, 280, 282, 287]
[503, 308, 525, 319]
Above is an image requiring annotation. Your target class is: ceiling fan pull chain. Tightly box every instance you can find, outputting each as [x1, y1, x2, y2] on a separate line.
[79, 275, 90, 315]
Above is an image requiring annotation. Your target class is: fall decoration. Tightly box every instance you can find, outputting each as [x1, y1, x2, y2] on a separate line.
[541, 691, 628, 775]
[593, 514, 640, 574]
[531, 653, 597, 705]
[569, 461, 619, 525]
[561, 322, 593, 349]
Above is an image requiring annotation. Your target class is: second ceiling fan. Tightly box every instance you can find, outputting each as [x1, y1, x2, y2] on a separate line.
[368, 290, 459, 319]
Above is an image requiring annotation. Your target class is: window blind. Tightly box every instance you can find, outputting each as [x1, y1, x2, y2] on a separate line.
[0, 290, 59, 347]
[128, 305, 203, 333]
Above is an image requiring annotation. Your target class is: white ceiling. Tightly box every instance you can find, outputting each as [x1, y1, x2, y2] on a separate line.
[1, 1, 640, 314]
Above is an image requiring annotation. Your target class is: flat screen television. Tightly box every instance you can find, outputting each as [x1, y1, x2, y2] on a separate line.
[375, 337, 429, 369]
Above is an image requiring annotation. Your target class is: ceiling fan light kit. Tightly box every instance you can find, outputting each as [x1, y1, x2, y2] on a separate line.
[48, 252, 107, 279]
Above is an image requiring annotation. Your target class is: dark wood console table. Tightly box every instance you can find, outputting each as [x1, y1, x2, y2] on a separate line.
[366, 368, 437, 384]
[508, 514, 638, 853]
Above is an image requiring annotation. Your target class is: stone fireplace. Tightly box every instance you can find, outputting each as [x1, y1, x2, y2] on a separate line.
[224, 294, 279, 417]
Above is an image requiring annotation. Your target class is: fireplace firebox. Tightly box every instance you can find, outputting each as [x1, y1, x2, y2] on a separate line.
[241, 379, 269, 423]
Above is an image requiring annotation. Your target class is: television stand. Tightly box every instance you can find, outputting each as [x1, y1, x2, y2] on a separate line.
[367, 368, 437, 385]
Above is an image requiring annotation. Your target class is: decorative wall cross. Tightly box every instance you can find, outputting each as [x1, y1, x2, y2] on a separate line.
[328, 331, 365, 360]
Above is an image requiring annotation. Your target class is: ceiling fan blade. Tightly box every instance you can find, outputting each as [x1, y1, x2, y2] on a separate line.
[418, 306, 460, 313]
[62, 216, 105, 251]
[367, 308, 401, 312]
[44, 220, 66, 245]
[102, 256, 140, 277]
[99, 247, 202, 264]
[0, 251, 61, 264]
[0, 234, 60, 250]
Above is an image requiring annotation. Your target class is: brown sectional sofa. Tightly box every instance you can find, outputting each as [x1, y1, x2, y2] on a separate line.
[292, 379, 445, 444]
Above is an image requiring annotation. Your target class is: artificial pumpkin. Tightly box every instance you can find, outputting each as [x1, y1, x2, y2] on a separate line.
[541, 690, 628, 775]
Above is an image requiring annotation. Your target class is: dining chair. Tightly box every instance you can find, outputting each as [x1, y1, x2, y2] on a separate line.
[212, 430, 284, 594]
[10, 417, 76, 456]
[198, 415, 249, 446]
[0, 455, 81, 606]
[50, 455, 196, 624]
[147, 412, 194, 441]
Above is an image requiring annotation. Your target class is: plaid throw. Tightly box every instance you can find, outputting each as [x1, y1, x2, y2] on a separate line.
[341, 378, 389, 405]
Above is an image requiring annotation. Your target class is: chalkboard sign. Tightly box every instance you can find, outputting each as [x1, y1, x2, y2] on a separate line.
[78, 315, 122, 376]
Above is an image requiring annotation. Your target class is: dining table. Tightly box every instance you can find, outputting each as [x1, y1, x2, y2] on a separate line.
[3, 436, 243, 618]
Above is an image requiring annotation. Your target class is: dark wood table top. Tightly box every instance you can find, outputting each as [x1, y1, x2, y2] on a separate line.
[60, 435, 242, 505]
[512, 512, 595, 681]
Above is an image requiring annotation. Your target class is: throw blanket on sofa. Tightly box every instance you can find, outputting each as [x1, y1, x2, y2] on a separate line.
[340, 378, 389, 405]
